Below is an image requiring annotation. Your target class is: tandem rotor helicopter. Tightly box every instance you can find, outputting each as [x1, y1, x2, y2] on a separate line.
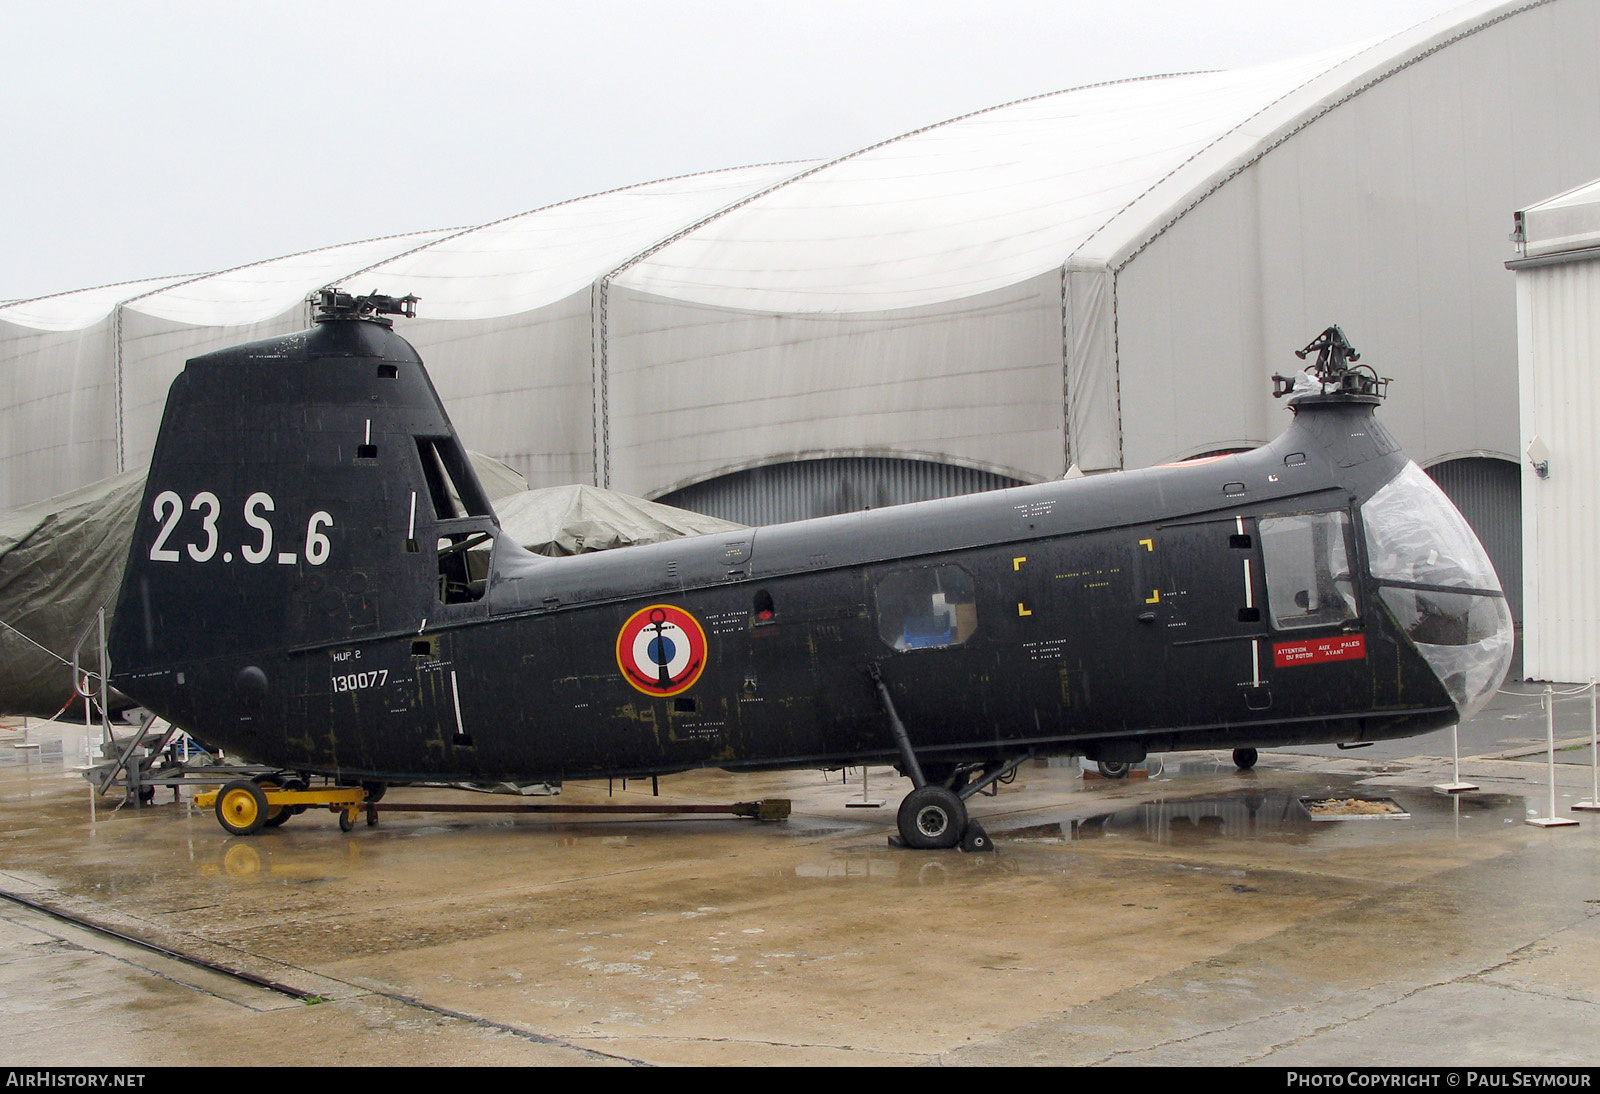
[106, 292, 1514, 849]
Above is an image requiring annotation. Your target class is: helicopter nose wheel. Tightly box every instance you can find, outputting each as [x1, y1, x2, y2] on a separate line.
[1232, 747, 1259, 771]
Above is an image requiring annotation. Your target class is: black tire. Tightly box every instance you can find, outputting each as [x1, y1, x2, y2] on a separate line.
[279, 775, 309, 816]
[1232, 747, 1259, 771]
[338, 809, 355, 833]
[361, 782, 387, 804]
[216, 779, 270, 836]
[252, 775, 292, 828]
[1097, 760, 1131, 779]
[897, 786, 967, 850]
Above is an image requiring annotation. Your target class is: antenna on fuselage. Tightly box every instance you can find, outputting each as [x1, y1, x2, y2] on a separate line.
[1273, 325, 1390, 400]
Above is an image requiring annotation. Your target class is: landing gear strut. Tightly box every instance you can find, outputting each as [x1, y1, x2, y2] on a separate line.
[871, 665, 1007, 852]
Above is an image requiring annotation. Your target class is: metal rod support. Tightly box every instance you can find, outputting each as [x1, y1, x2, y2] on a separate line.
[869, 664, 924, 788]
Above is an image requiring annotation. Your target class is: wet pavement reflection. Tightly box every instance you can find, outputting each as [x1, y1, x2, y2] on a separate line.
[2, 714, 1599, 1066]
[992, 781, 1528, 849]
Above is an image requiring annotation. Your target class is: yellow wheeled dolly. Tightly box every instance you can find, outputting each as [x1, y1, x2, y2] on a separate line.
[195, 778, 369, 836]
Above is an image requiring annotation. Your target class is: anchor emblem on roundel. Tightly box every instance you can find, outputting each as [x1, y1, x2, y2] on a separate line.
[616, 604, 708, 697]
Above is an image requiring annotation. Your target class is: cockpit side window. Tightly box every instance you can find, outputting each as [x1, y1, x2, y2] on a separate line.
[414, 437, 496, 605]
[1259, 512, 1357, 631]
[875, 565, 978, 651]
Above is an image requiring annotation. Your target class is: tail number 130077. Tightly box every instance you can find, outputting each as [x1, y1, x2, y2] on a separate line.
[148, 490, 334, 566]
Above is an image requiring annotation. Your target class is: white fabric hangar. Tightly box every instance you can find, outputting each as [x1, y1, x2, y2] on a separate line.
[3, 0, 1596, 630]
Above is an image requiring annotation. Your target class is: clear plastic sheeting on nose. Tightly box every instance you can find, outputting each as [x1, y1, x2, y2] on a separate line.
[1362, 461, 1513, 719]
[1363, 462, 1501, 592]
[1379, 587, 1514, 717]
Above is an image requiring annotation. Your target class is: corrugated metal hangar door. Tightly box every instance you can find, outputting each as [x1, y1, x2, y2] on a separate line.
[1424, 456, 1523, 676]
[659, 457, 1024, 527]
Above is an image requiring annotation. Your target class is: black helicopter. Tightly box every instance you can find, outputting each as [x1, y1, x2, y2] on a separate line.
[107, 292, 1514, 849]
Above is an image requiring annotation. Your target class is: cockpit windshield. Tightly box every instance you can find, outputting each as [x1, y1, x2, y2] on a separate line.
[1361, 462, 1513, 718]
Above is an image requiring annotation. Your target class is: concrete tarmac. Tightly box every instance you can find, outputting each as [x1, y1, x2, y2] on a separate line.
[1, 682, 1597, 1067]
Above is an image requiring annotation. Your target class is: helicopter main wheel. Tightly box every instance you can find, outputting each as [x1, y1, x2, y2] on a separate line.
[897, 786, 967, 850]
[216, 779, 270, 837]
[1232, 747, 1259, 771]
[1097, 760, 1131, 779]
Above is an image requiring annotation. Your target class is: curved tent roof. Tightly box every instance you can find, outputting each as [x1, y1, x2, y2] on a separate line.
[124, 230, 458, 326]
[612, 0, 1538, 314]
[0, 163, 817, 334]
[352, 163, 817, 321]
[614, 48, 1371, 312]
[0, 275, 195, 331]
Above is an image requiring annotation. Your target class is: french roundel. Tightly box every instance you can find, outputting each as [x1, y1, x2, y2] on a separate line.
[616, 604, 708, 697]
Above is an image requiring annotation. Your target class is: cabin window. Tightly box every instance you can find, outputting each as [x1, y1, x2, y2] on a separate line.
[875, 565, 978, 651]
[1259, 512, 1357, 630]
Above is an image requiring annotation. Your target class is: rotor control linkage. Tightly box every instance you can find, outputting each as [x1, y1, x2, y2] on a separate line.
[1273, 323, 1391, 400]
[311, 288, 419, 327]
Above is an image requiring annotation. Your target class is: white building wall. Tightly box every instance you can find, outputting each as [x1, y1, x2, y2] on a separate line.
[1517, 258, 1600, 681]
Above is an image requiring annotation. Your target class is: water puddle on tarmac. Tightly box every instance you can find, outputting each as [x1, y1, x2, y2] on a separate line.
[991, 775, 1525, 849]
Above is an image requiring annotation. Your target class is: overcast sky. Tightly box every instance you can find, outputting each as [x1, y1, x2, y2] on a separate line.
[1, 0, 1471, 302]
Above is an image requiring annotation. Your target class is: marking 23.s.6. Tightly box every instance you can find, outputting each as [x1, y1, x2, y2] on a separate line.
[147, 490, 333, 566]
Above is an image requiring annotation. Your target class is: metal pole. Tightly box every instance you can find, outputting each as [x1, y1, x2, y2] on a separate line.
[1434, 720, 1477, 794]
[1528, 684, 1578, 828]
[1574, 679, 1600, 812]
[97, 608, 109, 737]
[847, 763, 884, 809]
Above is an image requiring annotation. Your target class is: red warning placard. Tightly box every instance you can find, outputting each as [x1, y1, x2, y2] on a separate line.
[1273, 635, 1366, 667]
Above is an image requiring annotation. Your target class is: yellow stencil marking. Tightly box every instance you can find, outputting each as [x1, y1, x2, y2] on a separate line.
[1139, 539, 1154, 551]
[1012, 556, 1027, 570]
[1145, 589, 1161, 604]
[1017, 603, 1032, 617]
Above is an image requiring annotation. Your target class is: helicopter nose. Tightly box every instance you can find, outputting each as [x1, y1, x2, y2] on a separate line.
[1359, 462, 1514, 721]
